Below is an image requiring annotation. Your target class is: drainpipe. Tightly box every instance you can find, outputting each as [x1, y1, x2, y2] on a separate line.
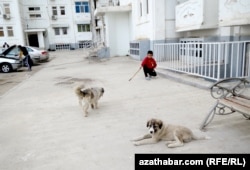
[90, 0, 97, 46]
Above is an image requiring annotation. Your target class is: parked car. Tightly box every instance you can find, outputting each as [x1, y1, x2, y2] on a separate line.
[25, 46, 50, 63]
[1, 45, 49, 65]
[0, 56, 22, 73]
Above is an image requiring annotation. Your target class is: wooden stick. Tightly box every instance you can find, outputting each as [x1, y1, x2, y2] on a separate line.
[129, 67, 141, 81]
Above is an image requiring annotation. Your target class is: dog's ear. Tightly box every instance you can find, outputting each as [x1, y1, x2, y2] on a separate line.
[159, 120, 163, 129]
[146, 120, 150, 127]
[82, 90, 87, 96]
[99, 88, 104, 97]
[158, 120, 163, 129]
[90, 91, 94, 99]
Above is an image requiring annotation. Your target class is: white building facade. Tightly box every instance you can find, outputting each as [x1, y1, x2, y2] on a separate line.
[1, 0, 250, 56]
[0, 0, 92, 50]
[0, 0, 25, 47]
[93, 0, 250, 59]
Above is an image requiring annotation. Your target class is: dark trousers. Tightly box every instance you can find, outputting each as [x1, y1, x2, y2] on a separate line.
[24, 55, 33, 71]
[143, 66, 157, 77]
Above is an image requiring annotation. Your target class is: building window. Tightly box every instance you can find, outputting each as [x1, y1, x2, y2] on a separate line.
[54, 28, 60, 35]
[54, 27, 68, 35]
[28, 7, 40, 11]
[180, 38, 203, 58]
[30, 14, 41, 18]
[52, 6, 57, 15]
[146, 0, 149, 14]
[7, 26, 13, 37]
[75, 1, 89, 13]
[4, 4, 10, 14]
[77, 24, 90, 32]
[0, 27, 4, 37]
[60, 6, 65, 15]
[29, 6, 41, 18]
[138, 0, 149, 17]
[62, 27, 67, 35]
[139, 1, 142, 17]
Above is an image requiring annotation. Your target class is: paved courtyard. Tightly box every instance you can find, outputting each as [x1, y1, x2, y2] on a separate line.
[0, 49, 249, 170]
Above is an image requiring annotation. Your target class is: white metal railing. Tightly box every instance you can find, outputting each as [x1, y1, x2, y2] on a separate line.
[154, 41, 250, 81]
[49, 41, 95, 51]
[78, 41, 94, 49]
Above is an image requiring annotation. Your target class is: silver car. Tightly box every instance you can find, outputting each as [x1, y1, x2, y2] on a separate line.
[1, 45, 49, 65]
[25, 46, 50, 63]
[0, 56, 22, 73]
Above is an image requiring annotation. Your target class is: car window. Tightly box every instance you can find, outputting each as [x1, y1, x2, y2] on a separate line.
[25, 47, 34, 52]
[6, 47, 19, 57]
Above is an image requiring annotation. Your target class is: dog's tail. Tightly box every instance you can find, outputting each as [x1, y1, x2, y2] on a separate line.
[192, 134, 210, 140]
[74, 84, 85, 96]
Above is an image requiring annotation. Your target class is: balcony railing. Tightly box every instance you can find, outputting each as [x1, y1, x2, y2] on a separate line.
[154, 41, 250, 81]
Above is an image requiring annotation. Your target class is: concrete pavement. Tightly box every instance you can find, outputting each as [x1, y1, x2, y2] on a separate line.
[0, 49, 249, 170]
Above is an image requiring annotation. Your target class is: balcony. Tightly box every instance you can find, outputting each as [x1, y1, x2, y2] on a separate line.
[219, 0, 250, 26]
[175, 0, 218, 32]
[94, 5, 131, 16]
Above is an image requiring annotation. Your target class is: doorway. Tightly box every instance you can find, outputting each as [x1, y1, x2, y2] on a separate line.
[28, 34, 39, 47]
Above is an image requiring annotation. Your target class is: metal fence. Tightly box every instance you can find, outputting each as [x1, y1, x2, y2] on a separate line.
[154, 41, 250, 81]
[49, 41, 95, 51]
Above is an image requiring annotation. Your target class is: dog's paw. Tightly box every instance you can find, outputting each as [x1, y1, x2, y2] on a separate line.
[166, 142, 184, 148]
[133, 142, 141, 146]
[166, 143, 173, 148]
[165, 141, 174, 145]
[130, 138, 137, 142]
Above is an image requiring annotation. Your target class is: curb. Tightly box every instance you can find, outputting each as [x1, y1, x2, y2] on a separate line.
[156, 69, 214, 90]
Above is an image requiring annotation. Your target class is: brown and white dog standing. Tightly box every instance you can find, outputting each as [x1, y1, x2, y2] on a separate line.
[132, 118, 209, 148]
[75, 84, 104, 117]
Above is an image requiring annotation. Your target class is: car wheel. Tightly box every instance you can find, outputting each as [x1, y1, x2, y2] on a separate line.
[1, 63, 12, 73]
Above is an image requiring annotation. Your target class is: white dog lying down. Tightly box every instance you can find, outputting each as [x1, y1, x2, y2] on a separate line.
[132, 118, 209, 148]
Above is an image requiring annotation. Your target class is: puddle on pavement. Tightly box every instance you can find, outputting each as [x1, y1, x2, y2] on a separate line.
[54, 77, 94, 86]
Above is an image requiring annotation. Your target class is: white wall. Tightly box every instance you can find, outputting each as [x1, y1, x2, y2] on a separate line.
[175, 0, 218, 32]
[1, 0, 93, 49]
[0, 0, 25, 46]
[106, 12, 130, 56]
[131, 0, 181, 42]
[131, 0, 151, 40]
[152, 0, 166, 41]
[219, 0, 250, 26]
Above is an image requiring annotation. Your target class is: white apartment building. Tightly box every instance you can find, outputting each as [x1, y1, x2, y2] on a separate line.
[93, 0, 250, 59]
[1, 0, 250, 58]
[93, 0, 132, 57]
[0, 0, 92, 50]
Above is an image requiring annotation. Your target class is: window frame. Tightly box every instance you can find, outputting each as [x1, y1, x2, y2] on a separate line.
[75, 1, 90, 13]
[28, 7, 40, 11]
[4, 4, 10, 14]
[7, 26, 14, 37]
[77, 24, 90, 32]
[54, 28, 60, 35]
[29, 14, 41, 18]
[52, 6, 58, 15]
[0, 27, 4, 37]
[62, 27, 67, 35]
[60, 6, 65, 15]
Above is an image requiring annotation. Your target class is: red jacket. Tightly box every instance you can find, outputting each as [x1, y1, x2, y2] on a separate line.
[141, 57, 157, 69]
